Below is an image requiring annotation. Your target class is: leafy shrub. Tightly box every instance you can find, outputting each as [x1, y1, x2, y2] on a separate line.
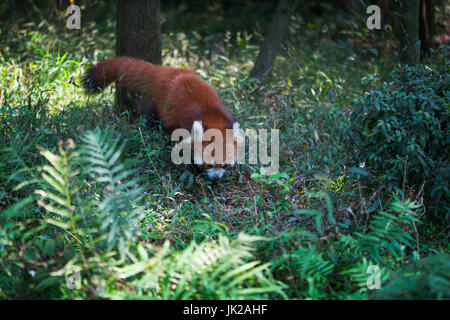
[350, 46, 449, 214]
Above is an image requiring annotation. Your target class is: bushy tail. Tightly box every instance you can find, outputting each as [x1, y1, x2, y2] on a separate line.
[83, 57, 157, 94]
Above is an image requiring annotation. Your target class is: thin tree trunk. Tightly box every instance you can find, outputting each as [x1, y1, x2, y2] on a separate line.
[250, 0, 292, 83]
[116, 0, 161, 119]
[394, 0, 420, 65]
[419, 0, 435, 53]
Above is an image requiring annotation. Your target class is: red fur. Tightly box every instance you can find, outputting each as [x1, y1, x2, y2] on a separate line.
[84, 57, 233, 133]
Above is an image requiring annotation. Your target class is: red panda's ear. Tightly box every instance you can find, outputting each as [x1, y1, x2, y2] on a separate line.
[192, 121, 204, 141]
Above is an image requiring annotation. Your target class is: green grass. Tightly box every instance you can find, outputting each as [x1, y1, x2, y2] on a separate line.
[0, 11, 448, 300]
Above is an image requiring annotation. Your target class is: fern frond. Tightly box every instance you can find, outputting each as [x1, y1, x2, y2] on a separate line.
[35, 139, 81, 243]
[377, 254, 450, 299]
[358, 195, 421, 263]
[79, 127, 145, 256]
[109, 233, 287, 300]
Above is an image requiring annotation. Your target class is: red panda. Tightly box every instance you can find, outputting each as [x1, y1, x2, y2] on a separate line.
[84, 56, 243, 179]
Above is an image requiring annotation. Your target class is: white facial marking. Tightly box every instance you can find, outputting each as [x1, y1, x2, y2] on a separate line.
[206, 168, 226, 180]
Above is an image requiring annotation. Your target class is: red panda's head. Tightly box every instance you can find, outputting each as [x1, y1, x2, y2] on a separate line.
[179, 121, 244, 180]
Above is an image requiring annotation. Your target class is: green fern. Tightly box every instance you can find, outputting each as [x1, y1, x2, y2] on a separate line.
[377, 254, 450, 299]
[35, 139, 81, 243]
[356, 194, 421, 263]
[108, 233, 288, 300]
[272, 243, 334, 299]
[79, 127, 145, 256]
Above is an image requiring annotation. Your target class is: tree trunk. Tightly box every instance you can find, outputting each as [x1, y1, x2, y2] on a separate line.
[394, 0, 420, 65]
[419, 0, 435, 53]
[250, 0, 292, 83]
[116, 0, 161, 119]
